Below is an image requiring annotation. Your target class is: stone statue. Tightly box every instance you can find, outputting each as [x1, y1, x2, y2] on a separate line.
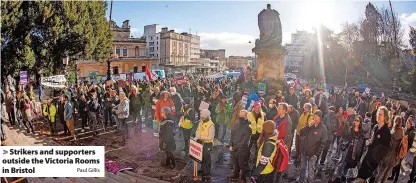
[256, 4, 282, 49]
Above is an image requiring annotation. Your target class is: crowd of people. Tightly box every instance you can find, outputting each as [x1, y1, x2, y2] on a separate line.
[1, 71, 416, 183]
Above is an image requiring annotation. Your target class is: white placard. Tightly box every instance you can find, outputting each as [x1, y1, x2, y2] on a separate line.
[41, 75, 67, 88]
[189, 139, 203, 162]
[0, 146, 105, 177]
[198, 101, 210, 111]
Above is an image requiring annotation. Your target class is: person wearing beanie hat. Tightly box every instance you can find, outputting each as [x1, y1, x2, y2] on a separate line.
[294, 103, 314, 161]
[297, 110, 327, 183]
[252, 120, 278, 182]
[195, 109, 215, 181]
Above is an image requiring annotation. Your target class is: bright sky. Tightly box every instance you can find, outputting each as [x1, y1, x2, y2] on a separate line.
[108, 1, 416, 57]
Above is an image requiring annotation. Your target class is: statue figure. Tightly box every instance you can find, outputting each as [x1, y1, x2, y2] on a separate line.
[256, 4, 282, 49]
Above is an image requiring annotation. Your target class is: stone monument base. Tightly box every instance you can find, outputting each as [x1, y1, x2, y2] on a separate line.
[253, 47, 285, 95]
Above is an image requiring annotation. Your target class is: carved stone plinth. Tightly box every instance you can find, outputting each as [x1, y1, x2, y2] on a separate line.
[253, 47, 285, 94]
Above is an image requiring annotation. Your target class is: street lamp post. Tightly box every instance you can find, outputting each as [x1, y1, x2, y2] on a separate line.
[107, 0, 113, 81]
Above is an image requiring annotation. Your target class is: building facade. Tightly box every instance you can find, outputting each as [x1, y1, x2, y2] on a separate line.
[284, 30, 312, 69]
[143, 24, 160, 60]
[200, 49, 226, 60]
[227, 56, 251, 69]
[190, 34, 201, 60]
[77, 20, 156, 78]
[159, 27, 191, 66]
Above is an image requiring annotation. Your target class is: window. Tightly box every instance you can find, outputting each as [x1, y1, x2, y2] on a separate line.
[122, 48, 127, 57]
[156, 54, 158, 57]
[112, 66, 119, 75]
[156, 37, 158, 40]
[150, 36, 153, 40]
[149, 42, 154, 46]
[116, 48, 120, 56]
[150, 47, 154, 52]
[150, 54, 154, 57]
[133, 66, 138, 73]
[157, 42, 158, 45]
[141, 65, 146, 72]
[156, 47, 158, 51]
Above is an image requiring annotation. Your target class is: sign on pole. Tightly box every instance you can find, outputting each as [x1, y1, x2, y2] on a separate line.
[189, 139, 203, 163]
[20, 71, 28, 85]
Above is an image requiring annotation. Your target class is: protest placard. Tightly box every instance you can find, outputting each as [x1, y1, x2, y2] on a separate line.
[189, 139, 203, 163]
[198, 100, 209, 111]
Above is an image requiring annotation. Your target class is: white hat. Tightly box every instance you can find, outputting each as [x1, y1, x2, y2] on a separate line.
[200, 109, 211, 119]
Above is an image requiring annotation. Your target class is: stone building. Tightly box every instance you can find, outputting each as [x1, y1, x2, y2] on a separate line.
[284, 30, 313, 70]
[227, 56, 251, 69]
[200, 49, 226, 60]
[190, 34, 201, 61]
[77, 20, 157, 79]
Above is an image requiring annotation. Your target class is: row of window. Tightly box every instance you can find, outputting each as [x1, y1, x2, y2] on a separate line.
[112, 66, 147, 75]
[115, 48, 128, 57]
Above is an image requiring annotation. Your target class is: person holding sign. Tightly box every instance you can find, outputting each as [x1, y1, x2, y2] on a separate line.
[227, 110, 251, 183]
[159, 107, 176, 169]
[195, 109, 215, 182]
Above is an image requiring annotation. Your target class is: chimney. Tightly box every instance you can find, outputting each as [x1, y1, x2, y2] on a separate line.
[122, 20, 129, 28]
[161, 27, 168, 33]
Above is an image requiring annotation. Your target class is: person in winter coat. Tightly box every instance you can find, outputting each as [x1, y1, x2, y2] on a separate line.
[357, 106, 391, 183]
[159, 107, 176, 169]
[274, 102, 293, 150]
[356, 96, 367, 118]
[361, 112, 372, 154]
[43, 98, 57, 135]
[142, 86, 153, 127]
[195, 109, 215, 181]
[248, 103, 266, 158]
[319, 106, 338, 165]
[179, 98, 194, 155]
[288, 105, 300, 135]
[285, 87, 299, 110]
[129, 86, 144, 131]
[216, 95, 231, 143]
[114, 92, 130, 140]
[228, 110, 251, 183]
[170, 87, 184, 125]
[297, 110, 328, 183]
[155, 91, 175, 134]
[252, 121, 278, 183]
[300, 90, 312, 113]
[266, 99, 278, 121]
[230, 92, 244, 130]
[273, 102, 292, 182]
[314, 89, 327, 114]
[390, 118, 414, 182]
[368, 96, 378, 114]
[20, 93, 35, 134]
[78, 94, 89, 131]
[4, 85, 17, 126]
[63, 95, 76, 140]
[246, 91, 260, 110]
[294, 103, 313, 161]
[57, 95, 69, 135]
[330, 115, 364, 182]
[87, 89, 100, 136]
[406, 119, 416, 183]
[375, 116, 404, 183]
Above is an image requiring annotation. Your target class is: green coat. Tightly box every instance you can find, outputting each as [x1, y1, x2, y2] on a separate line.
[215, 102, 232, 126]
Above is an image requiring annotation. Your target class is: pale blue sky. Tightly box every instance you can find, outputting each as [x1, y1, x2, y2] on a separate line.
[107, 1, 416, 56]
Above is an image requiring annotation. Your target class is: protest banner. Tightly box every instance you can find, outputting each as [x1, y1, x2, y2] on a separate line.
[258, 82, 266, 94]
[198, 100, 209, 111]
[189, 139, 203, 163]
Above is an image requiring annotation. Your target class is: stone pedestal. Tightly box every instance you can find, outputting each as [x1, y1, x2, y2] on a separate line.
[253, 47, 285, 95]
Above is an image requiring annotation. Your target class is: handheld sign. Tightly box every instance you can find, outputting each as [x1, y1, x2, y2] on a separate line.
[189, 139, 203, 163]
[20, 71, 28, 85]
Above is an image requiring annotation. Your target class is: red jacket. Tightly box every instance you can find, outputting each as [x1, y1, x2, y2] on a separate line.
[274, 114, 293, 147]
[155, 93, 175, 122]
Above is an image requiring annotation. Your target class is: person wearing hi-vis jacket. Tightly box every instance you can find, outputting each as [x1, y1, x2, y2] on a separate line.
[195, 109, 215, 182]
[251, 120, 278, 183]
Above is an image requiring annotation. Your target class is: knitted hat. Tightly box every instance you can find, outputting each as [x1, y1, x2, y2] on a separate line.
[263, 121, 275, 134]
[314, 110, 323, 119]
[200, 109, 211, 119]
[253, 102, 261, 108]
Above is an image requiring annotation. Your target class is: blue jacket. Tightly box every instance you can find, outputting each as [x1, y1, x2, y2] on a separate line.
[245, 93, 259, 110]
[64, 102, 73, 121]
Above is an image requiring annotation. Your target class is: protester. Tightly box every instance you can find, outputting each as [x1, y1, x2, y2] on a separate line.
[114, 92, 130, 140]
[230, 92, 244, 130]
[179, 98, 194, 154]
[195, 109, 215, 181]
[228, 110, 251, 183]
[252, 120, 278, 183]
[63, 95, 76, 140]
[159, 107, 176, 169]
[357, 106, 391, 183]
[266, 99, 278, 120]
[248, 102, 266, 159]
[215, 95, 230, 143]
[43, 98, 56, 135]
